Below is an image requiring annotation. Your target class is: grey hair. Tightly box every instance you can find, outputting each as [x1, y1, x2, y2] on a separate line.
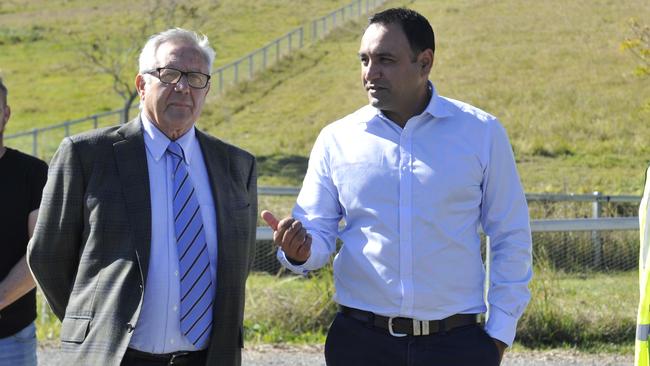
[0, 76, 7, 106]
[138, 28, 216, 74]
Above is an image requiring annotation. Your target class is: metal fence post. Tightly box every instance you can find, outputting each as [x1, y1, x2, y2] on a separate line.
[64, 121, 70, 137]
[234, 60, 240, 83]
[218, 69, 224, 94]
[263, 46, 268, 69]
[312, 19, 317, 41]
[93, 115, 98, 129]
[276, 39, 280, 62]
[32, 128, 38, 156]
[248, 54, 254, 79]
[288, 32, 293, 52]
[299, 27, 304, 48]
[592, 191, 602, 268]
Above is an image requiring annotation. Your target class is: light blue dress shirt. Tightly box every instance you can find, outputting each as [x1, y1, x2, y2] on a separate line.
[278, 83, 532, 346]
[129, 114, 218, 353]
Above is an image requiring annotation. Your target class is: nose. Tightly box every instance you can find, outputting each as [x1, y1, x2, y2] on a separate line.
[364, 59, 382, 82]
[173, 74, 191, 93]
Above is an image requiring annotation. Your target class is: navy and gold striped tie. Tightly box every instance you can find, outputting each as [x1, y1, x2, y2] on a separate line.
[167, 141, 213, 347]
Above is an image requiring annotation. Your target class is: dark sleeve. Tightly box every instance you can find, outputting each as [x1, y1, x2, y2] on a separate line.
[28, 159, 48, 211]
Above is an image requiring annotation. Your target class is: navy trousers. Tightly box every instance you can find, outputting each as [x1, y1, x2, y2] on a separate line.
[324, 312, 501, 366]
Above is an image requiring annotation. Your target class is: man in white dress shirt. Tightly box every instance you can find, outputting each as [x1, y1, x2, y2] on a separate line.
[261, 7, 532, 366]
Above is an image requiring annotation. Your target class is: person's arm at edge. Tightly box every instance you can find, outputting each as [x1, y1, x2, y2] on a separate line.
[0, 210, 38, 311]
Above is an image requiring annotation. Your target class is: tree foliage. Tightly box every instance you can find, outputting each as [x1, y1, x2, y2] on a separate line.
[621, 18, 650, 78]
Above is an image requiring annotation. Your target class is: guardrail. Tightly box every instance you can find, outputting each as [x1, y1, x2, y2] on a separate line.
[256, 217, 640, 240]
[259, 186, 642, 203]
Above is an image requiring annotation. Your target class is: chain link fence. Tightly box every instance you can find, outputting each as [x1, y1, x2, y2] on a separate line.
[528, 194, 639, 273]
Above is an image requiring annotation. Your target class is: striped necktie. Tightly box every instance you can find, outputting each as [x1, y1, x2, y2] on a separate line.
[167, 141, 213, 347]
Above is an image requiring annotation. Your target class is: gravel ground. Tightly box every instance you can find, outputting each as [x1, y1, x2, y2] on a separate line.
[38, 343, 633, 365]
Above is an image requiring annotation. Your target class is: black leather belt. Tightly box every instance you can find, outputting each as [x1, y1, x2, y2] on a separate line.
[123, 347, 207, 365]
[340, 305, 479, 337]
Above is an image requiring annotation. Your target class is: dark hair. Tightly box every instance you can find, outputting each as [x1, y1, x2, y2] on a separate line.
[368, 8, 435, 57]
[0, 77, 6, 106]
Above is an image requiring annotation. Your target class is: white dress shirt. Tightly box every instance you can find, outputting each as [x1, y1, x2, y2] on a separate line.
[129, 114, 218, 353]
[278, 83, 532, 346]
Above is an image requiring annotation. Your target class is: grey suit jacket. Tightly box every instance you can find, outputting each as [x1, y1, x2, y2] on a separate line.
[27, 118, 257, 365]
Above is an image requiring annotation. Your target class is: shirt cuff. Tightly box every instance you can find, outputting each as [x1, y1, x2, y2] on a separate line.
[484, 306, 519, 347]
[276, 248, 311, 276]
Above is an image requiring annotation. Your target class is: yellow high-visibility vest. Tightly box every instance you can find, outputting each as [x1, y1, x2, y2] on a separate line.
[637, 165, 650, 366]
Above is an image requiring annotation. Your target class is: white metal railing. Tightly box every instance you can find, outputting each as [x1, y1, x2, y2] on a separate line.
[259, 186, 642, 203]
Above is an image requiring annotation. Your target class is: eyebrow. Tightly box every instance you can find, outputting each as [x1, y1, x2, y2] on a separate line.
[358, 51, 396, 58]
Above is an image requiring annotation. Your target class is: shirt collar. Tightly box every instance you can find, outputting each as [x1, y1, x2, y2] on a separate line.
[423, 82, 453, 119]
[371, 81, 453, 124]
[141, 113, 197, 164]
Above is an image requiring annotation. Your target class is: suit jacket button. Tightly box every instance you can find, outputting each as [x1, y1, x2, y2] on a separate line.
[127, 323, 135, 332]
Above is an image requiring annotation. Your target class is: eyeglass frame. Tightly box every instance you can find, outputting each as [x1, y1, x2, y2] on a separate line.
[143, 67, 211, 89]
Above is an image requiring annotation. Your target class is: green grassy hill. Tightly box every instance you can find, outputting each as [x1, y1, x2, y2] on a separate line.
[199, 0, 650, 194]
[0, 0, 354, 131]
[2, 0, 649, 195]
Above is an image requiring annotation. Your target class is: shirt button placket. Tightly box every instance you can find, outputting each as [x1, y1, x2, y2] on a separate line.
[398, 127, 414, 315]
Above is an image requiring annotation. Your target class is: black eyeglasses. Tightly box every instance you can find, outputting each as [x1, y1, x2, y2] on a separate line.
[145, 67, 211, 89]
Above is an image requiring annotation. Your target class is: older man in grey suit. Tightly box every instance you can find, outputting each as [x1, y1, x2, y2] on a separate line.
[27, 28, 257, 366]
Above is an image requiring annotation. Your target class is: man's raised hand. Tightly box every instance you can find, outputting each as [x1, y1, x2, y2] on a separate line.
[260, 210, 312, 264]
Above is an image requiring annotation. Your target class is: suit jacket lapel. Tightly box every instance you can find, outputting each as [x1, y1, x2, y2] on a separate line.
[195, 130, 231, 291]
[114, 118, 152, 284]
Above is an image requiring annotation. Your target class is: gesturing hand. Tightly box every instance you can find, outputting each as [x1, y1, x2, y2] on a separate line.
[260, 210, 312, 264]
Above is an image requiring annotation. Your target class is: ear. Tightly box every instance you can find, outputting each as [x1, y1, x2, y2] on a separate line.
[1, 104, 10, 128]
[417, 49, 434, 76]
[135, 74, 146, 99]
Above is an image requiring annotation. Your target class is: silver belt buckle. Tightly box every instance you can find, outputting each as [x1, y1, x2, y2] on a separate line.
[168, 352, 189, 365]
[388, 316, 407, 337]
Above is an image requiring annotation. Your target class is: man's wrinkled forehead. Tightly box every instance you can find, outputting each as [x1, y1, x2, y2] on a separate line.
[155, 42, 208, 72]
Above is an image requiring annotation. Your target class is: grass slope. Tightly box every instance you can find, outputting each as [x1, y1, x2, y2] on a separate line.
[0, 0, 355, 132]
[200, 0, 650, 194]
